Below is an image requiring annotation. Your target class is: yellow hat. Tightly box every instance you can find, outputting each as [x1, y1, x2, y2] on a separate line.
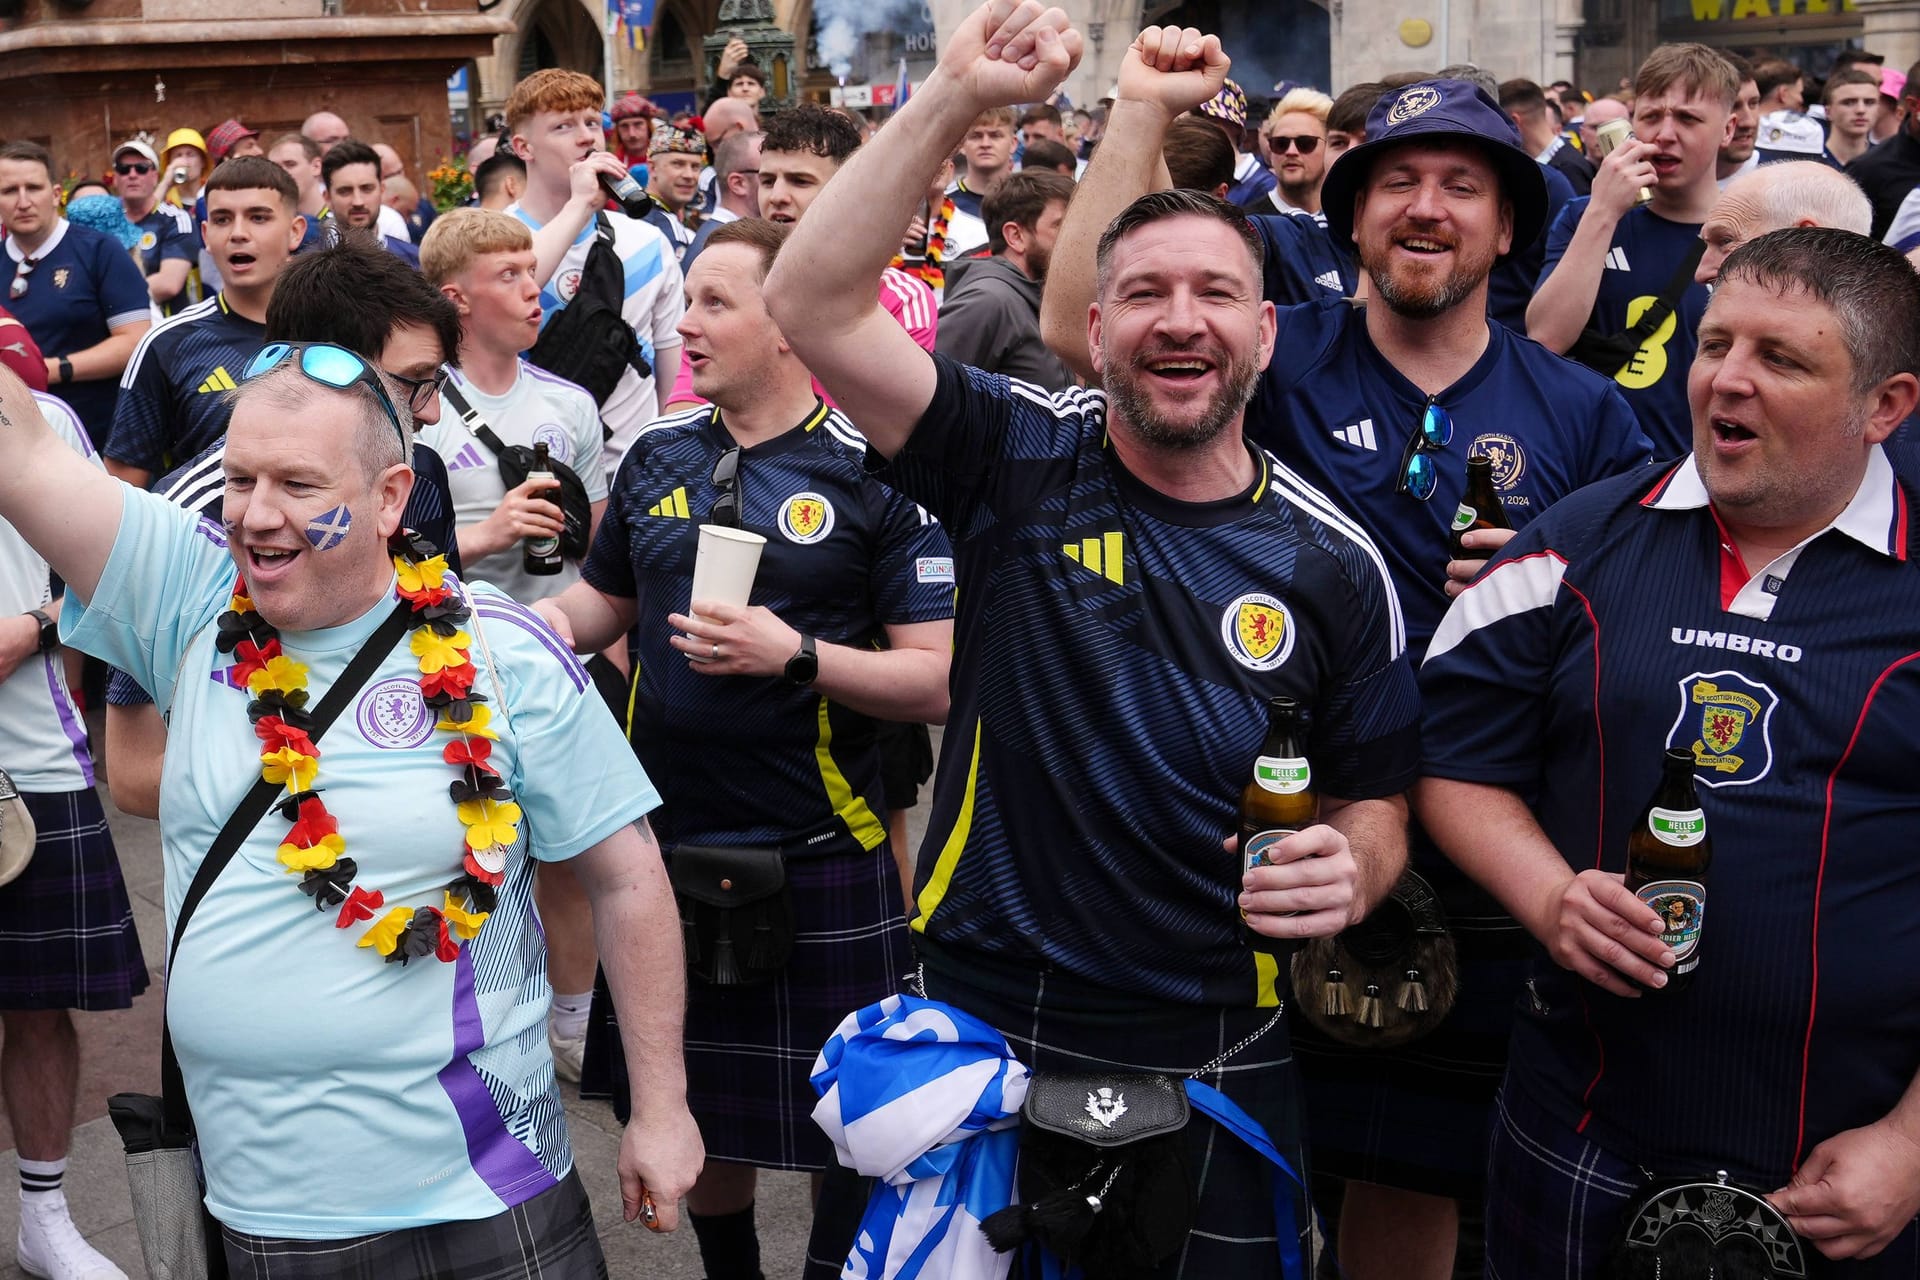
[163, 127, 208, 158]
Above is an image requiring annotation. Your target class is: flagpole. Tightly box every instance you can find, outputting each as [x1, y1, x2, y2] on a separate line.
[603, 2, 619, 110]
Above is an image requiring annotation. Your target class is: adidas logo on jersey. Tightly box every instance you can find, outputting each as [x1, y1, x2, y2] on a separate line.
[1333, 419, 1378, 451]
[446, 443, 489, 472]
[647, 486, 691, 519]
[1061, 531, 1125, 585]
[196, 366, 237, 394]
[1604, 247, 1632, 271]
[1314, 270, 1344, 292]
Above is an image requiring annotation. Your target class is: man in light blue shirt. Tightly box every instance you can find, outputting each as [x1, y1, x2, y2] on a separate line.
[0, 349, 700, 1275]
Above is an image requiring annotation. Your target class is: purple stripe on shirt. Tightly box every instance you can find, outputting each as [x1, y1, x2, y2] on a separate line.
[437, 947, 556, 1207]
[42, 654, 94, 787]
[475, 600, 590, 692]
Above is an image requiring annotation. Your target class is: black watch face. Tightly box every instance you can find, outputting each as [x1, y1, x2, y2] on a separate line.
[787, 651, 818, 684]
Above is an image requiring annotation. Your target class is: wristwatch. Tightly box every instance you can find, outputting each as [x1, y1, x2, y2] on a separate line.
[26, 609, 54, 654]
[783, 633, 818, 686]
[55, 357, 72, 386]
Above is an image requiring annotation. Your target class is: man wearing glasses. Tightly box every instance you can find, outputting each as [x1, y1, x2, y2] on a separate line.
[0, 141, 152, 452]
[1046, 63, 1650, 1280]
[0, 340, 702, 1276]
[111, 138, 202, 316]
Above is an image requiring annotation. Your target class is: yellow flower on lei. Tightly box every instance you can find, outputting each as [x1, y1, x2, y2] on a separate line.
[457, 797, 523, 850]
[357, 905, 413, 955]
[246, 654, 309, 696]
[411, 627, 472, 675]
[277, 832, 346, 873]
[437, 702, 499, 740]
[395, 554, 450, 595]
[441, 891, 490, 940]
[260, 746, 319, 792]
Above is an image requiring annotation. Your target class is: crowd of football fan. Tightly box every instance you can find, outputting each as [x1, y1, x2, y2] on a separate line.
[4, 2, 1920, 1278]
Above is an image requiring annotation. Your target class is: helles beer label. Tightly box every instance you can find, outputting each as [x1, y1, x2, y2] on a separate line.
[1254, 755, 1310, 794]
[1244, 826, 1303, 873]
[1648, 806, 1706, 847]
[1450, 504, 1476, 532]
[1636, 878, 1704, 969]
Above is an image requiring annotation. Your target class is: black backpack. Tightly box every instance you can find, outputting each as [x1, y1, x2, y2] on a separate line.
[527, 212, 653, 407]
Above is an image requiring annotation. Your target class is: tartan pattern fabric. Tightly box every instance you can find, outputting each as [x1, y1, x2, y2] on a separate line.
[901, 943, 1317, 1280]
[584, 844, 909, 1172]
[219, 1168, 605, 1279]
[0, 788, 149, 1010]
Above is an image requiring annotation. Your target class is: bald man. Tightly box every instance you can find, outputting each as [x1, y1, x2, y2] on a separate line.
[698, 98, 760, 214]
[301, 111, 351, 153]
[1696, 159, 1871, 283]
[1577, 96, 1628, 161]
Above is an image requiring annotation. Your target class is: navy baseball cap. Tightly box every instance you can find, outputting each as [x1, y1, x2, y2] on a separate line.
[1320, 78, 1549, 255]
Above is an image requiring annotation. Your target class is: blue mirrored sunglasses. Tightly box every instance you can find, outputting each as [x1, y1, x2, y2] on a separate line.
[1396, 398, 1454, 502]
[243, 342, 408, 449]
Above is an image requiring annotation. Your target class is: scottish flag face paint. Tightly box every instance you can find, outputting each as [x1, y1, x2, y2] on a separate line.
[305, 505, 353, 551]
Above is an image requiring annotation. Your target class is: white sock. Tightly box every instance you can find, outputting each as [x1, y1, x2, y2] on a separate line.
[19, 1155, 65, 1205]
[550, 991, 591, 1041]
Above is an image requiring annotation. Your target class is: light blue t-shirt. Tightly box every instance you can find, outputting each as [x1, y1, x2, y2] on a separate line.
[63, 485, 659, 1238]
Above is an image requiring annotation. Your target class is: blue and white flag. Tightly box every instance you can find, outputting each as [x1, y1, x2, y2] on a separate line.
[812, 994, 1029, 1280]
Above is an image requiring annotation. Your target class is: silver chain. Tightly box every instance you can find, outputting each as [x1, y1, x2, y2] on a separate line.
[1188, 1003, 1286, 1081]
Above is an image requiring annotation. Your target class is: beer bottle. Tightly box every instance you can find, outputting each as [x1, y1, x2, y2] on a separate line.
[523, 442, 565, 576]
[1239, 697, 1319, 949]
[1625, 747, 1711, 993]
[1449, 454, 1513, 561]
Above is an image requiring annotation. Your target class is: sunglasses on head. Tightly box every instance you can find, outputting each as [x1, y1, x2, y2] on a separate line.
[8, 256, 34, 301]
[709, 446, 743, 529]
[115, 161, 156, 176]
[1396, 398, 1454, 502]
[243, 342, 409, 449]
[1268, 134, 1321, 155]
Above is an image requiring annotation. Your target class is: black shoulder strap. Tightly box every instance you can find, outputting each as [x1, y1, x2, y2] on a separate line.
[1616, 237, 1708, 347]
[441, 379, 514, 460]
[160, 598, 417, 1130]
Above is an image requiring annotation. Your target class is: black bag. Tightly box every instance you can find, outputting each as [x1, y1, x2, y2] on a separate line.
[1566, 237, 1706, 378]
[527, 212, 653, 408]
[1602, 1171, 1811, 1279]
[441, 382, 595, 559]
[981, 1071, 1195, 1279]
[1291, 869, 1459, 1050]
[107, 602, 415, 1280]
[667, 843, 795, 986]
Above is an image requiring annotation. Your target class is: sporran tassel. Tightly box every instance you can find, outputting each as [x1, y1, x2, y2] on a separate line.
[1356, 982, 1388, 1028]
[1396, 967, 1430, 1013]
[1321, 967, 1353, 1018]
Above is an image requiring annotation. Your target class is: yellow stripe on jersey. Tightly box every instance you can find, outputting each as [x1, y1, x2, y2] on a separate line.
[1060, 532, 1125, 584]
[799, 401, 832, 433]
[1251, 449, 1269, 505]
[912, 718, 981, 934]
[1253, 949, 1281, 1008]
[647, 486, 691, 519]
[815, 697, 887, 852]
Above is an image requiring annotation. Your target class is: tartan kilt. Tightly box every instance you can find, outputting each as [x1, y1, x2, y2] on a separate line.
[0, 788, 149, 1011]
[220, 1167, 604, 1279]
[583, 842, 909, 1172]
[912, 940, 1315, 1280]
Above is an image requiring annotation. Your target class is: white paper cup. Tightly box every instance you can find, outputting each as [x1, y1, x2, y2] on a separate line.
[690, 523, 766, 616]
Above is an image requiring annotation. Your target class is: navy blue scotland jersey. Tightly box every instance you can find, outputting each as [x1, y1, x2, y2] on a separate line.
[106, 293, 265, 478]
[1420, 450, 1920, 1187]
[1252, 296, 1652, 656]
[1538, 199, 1709, 460]
[583, 400, 954, 853]
[1251, 212, 1357, 306]
[878, 355, 1422, 1009]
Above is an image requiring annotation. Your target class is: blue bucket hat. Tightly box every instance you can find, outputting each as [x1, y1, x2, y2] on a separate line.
[1320, 78, 1549, 255]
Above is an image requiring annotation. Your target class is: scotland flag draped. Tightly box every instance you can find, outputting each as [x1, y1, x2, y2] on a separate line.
[811, 994, 1029, 1280]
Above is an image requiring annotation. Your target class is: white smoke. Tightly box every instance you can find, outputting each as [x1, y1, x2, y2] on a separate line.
[813, 0, 929, 80]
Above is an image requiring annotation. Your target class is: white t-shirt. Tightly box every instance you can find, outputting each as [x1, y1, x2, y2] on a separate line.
[2, 394, 100, 792]
[505, 203, 685, 480]
[417, 361, 610, 605]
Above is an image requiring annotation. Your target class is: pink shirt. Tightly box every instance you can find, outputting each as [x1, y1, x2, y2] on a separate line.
[667, 266, 937, 409]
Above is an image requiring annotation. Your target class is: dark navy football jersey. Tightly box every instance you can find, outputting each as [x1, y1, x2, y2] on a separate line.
[6, 220, 153, 447]
[876, 355, 1422, 1008]
[1486, 159, 1576, 336]
[1420, 450, 1920, 1186]
[1251, 212, 1357, 306]
[106, 294, 264, 477]
[1251, 297, 1652, 656]
[1538, 199, 1709, 460]
[583, 400, 954, 853]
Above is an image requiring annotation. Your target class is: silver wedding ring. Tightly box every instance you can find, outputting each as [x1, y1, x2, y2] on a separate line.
[711, 642, 719, 660]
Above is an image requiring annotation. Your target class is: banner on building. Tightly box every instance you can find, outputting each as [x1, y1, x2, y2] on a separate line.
[610, 0, 655, 51]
